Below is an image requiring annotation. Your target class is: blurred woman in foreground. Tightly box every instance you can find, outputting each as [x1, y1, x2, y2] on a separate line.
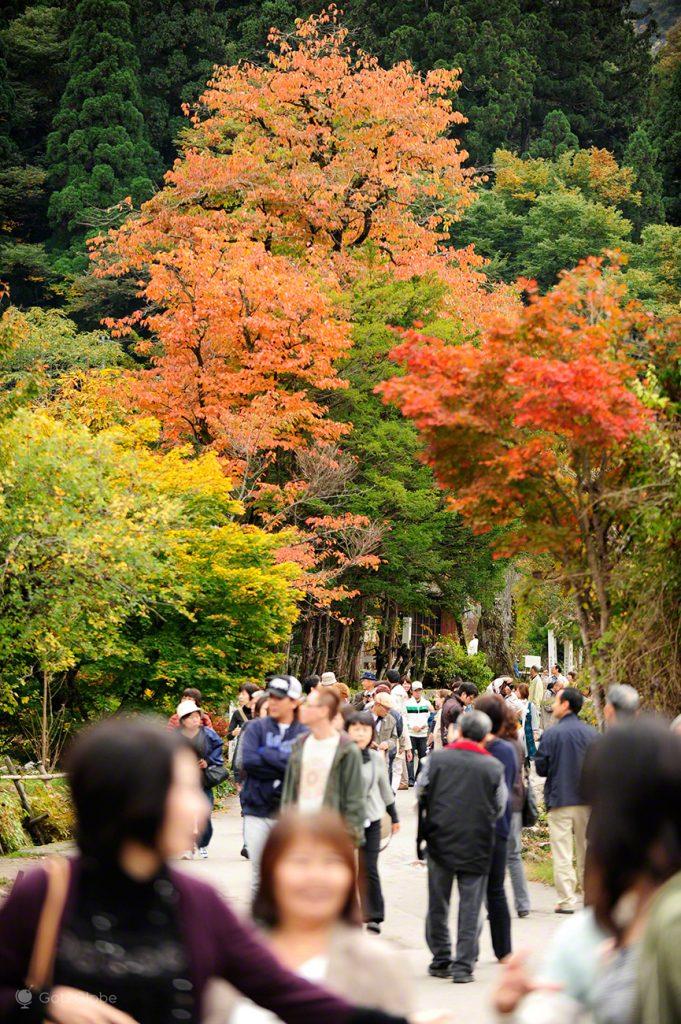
[493, 719, 681, 1024]
[205, 810, 412, 1023]
[0, 718, 427, 1024]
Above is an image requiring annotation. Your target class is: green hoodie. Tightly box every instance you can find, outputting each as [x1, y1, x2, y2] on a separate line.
[281, 732, 366, 846]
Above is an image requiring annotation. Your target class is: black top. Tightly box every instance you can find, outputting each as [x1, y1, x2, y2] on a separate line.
[227, 706, 251, 741]
[55, 860, 195, 1024]
[423, 747, 504, 874]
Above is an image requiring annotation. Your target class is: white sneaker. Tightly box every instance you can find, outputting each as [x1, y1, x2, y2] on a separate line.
[197, 847, 208, 859]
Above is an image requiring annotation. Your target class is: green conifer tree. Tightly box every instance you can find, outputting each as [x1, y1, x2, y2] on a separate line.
[622, 126, 665, 235]
[133, 0, 229, 165]
[525, 0, 653, 154]
[528, 110, 579, 159]
[0, 36, 16, 163]
[651, 59, 681, 224]
[46, 0, 158, 237]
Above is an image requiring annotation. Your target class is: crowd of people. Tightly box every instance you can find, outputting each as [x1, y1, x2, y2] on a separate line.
[0, 665, 679, 1024]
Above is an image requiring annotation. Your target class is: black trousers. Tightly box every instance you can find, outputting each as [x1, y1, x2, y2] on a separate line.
[426, 858, 486, 977]
[360, 819, 384, 923]
[407, 736, 428, 784]
[486, 834, 512, 960]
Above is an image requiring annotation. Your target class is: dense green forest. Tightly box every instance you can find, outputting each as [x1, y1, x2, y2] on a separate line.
[0, 0, 679, 760]
[1, 0, 678, 315]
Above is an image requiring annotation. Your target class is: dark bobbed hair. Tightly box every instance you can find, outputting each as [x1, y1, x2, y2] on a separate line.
[66, 716, 186, 863]
[344, 710, 375, 731]
[182, 687, 202, 703]
[458, 682, 479, 699]
[518, 683, 530, 700]
[385, 668, 400, 685]
[240, 683, 258, 697]
[474, 693, 505, 735]
[252, 810, 361, 927]
[302, 675, 321, 695]
[582, 719, 681, 937]
[560, 686, 584, 714]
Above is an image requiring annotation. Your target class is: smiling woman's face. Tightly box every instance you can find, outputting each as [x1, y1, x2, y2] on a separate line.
[272, 835, 354, 928]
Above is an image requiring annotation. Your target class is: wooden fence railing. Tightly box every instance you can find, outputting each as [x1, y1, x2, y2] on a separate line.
[0, 756, 66, 852]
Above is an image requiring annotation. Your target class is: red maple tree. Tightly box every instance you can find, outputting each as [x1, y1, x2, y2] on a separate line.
[382, 257, 659, 711]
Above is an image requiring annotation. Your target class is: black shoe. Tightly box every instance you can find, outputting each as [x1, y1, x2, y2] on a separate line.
[366, 922, 381, 934]
[428, 963, 453, 979]
[240, 846, 249, 860]
[452, 974, 474, 984]
[555, 907, 575, 915]
[518, 910, 530, 918]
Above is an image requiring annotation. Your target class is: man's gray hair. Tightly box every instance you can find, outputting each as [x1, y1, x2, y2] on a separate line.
[459, 710, 492, 743]
[606, 684, 640, 716]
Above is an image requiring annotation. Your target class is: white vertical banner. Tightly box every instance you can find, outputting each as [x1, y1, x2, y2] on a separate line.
[548, 629, 557, 670]
[401, 616, 413, 646]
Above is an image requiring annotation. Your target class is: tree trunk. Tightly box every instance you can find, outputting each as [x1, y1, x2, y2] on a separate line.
[478, 567, 518, 676]
[573, 587, 608, 728]
[41, 670, 50, 769]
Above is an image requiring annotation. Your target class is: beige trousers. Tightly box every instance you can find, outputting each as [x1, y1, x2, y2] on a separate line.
[547, 804, 589, 908]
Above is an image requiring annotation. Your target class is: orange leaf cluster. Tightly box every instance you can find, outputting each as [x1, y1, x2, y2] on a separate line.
[90, 10, 506, 489]
[382, 257, 655, 561]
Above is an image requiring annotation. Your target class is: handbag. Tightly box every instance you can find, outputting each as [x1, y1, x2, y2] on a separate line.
[25, 857, 71, 995]
[199, 728, 228, 789]
[203, 763, 228, 789]
[379, 812, 393, 852]
[522, 777, 539, 828]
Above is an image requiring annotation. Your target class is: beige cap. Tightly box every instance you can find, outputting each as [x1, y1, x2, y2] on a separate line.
[320, 671, 338, 686]
[374, 691, 394, 710]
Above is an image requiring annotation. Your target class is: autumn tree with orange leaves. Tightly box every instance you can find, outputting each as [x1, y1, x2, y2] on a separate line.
[90, 10, 509, 637]
[383, 257, 663, 717]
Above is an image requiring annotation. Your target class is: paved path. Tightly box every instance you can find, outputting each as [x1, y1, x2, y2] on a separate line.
[181, 790, 560, 1022]
[0, 790, 561, 1020]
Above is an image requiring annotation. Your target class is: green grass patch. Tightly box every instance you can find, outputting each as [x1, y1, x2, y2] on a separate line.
[525, 859, 554, 886]
[0, 779, 73, 853]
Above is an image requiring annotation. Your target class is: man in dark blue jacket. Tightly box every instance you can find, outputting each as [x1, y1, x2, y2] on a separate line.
[535, 687, 597, 913]
[240, 675, 308, 894]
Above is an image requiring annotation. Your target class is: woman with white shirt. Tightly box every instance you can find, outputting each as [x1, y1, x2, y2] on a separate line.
[204, 810, 413, 1024]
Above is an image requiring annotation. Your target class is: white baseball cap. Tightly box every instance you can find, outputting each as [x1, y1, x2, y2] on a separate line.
[267, 675, 302, 700]
[412, 681, 424, 691]
[176, 699, 201, 720]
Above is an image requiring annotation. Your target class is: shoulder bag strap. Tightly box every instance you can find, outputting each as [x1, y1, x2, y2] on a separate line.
[25, 857, 71, 991]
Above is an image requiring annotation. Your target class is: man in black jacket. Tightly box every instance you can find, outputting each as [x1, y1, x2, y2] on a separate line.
[417, 710, 507, 983]
[535, 686, 597, 913]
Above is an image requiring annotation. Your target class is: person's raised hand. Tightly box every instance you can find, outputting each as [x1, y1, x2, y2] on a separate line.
[49, 987, 139, 1024]
[492, 952, 562, 1015]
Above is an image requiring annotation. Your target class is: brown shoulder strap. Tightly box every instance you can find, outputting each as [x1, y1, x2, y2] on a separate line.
[25, 858, 71, 991]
